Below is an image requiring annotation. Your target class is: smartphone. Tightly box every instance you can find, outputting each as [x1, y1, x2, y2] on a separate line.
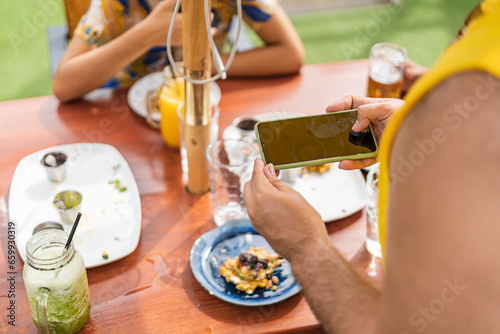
[254, 109, 378, 170]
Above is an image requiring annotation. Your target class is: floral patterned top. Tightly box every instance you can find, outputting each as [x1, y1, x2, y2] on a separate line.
[74, 0, 277, 87]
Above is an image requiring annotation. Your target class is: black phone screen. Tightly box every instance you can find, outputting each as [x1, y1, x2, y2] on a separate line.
[256, 110, 377, 166]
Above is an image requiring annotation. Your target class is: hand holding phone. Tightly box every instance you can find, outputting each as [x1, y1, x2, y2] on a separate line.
[254, 109, 378, 170]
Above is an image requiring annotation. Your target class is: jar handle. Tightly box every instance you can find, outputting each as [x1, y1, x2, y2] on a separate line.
[145, 89, 161, 129]
[36, 287, 50, 334]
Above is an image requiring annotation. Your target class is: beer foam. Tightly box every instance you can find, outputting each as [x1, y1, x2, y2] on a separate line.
[370, 60, 402, 85]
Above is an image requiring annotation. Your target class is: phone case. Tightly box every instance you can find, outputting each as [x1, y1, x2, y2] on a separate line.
[253, 110, 378, 170]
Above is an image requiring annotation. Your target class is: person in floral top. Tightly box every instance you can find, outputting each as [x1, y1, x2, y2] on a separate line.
[53, 0, 304, 102]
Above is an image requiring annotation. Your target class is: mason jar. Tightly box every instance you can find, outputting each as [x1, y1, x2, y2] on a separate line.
[23, 229, 91, 333]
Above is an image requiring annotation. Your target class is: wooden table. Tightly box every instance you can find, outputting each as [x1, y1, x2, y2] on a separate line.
[0, 60, 383, 333]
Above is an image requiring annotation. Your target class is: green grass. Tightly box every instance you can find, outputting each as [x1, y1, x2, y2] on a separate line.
[0, 0, 66, 101]
[290, 0, 479, 67]
[0, 0, 480, 101]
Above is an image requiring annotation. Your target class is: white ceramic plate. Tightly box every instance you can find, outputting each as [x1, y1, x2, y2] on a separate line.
[9, 143, 141, 268]
[127, 71, 222, 122]
[223, 113, 367, 222]
[288, 164, 366, 222]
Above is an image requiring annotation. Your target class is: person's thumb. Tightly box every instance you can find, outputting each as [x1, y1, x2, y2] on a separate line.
[263, 164, 293, 192]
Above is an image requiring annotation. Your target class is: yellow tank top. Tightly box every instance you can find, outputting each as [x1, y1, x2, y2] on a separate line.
[378, 0, 500, 255]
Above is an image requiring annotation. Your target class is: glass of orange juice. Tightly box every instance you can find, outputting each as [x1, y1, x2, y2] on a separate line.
[155, 63, 221, 149]
[159, 64, 185, 148]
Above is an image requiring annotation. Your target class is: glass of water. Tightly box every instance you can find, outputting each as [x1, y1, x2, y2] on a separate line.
[206, 139, 257, 226]
[366, 164, 382, 258]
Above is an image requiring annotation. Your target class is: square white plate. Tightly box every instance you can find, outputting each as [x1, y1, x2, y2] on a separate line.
[9, 143, 141, 268]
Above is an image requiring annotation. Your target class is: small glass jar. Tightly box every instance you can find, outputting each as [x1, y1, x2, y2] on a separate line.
[159, 63, 186, 148]
[23, 229, 91, 334]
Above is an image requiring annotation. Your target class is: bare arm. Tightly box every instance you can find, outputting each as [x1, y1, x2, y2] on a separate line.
[220, 6, 305, 77]
[53, 0, 182, 103]
[244, 160, 381, 333]
[245, 71, 500, 333]
[377, 70, 500, 333]
[290, 231, 381, 333]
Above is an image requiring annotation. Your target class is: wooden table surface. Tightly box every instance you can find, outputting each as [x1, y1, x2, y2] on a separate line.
[0, 59, 383, 333]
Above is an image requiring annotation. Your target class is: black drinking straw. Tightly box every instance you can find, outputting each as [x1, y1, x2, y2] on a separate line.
[64, 212, 82, 251]
[168, 63, 184, 97]
[169, 63, 177, 80]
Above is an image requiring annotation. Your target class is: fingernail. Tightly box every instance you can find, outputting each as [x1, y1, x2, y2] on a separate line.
[266, 164, 277, 178]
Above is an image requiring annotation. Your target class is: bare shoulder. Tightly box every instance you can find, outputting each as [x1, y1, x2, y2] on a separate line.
[402, 70, 500, 140]
[376, 71, 500, 333]
[390, 70, 500, 182]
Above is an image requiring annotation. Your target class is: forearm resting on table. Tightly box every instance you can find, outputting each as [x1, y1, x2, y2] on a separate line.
[53, 23, 156, 103]
[290, 237, 380, 334]
[218, 40, 304, 77]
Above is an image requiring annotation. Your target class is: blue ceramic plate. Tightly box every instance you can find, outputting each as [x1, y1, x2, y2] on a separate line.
[190, 219, 301, 306]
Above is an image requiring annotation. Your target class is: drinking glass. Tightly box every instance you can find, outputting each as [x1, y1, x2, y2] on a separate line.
[23, 229, 91, 333]
[367, 43, 407, 99]
[158, 64, 185, 148]
[206, 139, 257, 225]
[145, 63, 221, 148]
[366, 164, 382, 258]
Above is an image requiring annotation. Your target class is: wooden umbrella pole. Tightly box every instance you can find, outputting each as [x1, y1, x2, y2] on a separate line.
[182, 0, 212, 194]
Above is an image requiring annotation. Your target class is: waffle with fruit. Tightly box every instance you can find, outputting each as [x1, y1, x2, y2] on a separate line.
[302, 163, 332, 174]
[220, 247, 283, 294]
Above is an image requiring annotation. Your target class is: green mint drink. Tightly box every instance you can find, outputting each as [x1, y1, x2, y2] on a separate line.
[23, 230, 91, 334]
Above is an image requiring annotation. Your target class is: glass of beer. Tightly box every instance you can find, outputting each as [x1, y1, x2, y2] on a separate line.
[367, 43, 407, 99]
